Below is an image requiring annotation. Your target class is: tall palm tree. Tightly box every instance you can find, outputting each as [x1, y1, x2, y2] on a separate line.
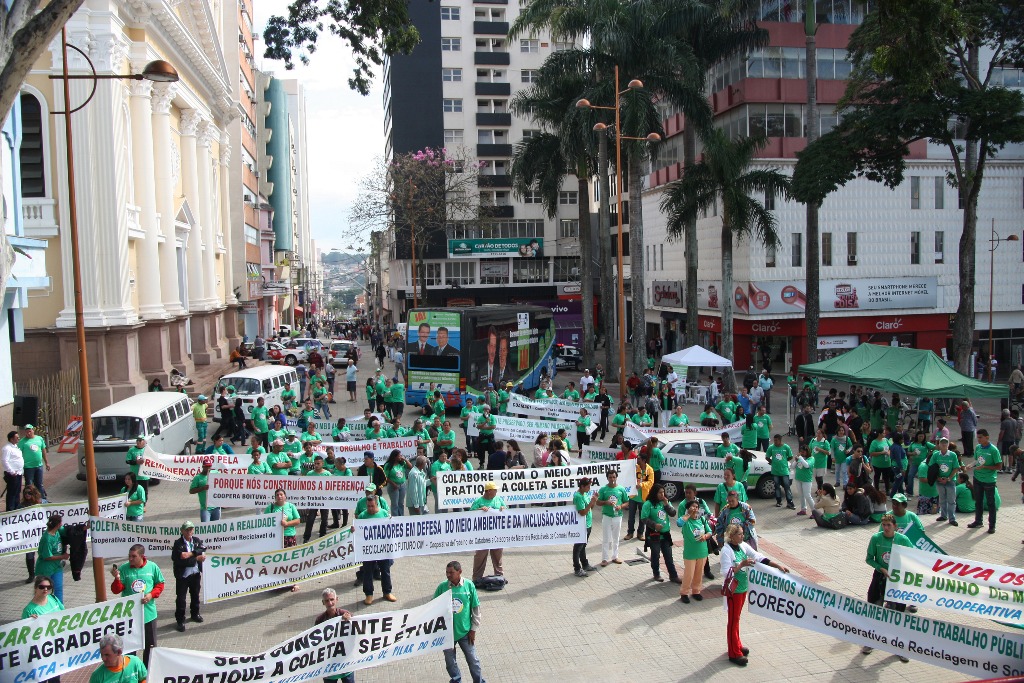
[661, 129, 790, 391]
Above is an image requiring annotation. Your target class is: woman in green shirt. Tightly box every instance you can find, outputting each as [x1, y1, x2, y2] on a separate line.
[699, 404, 720, 427]
[793, 444, 816, 515]
[23, 575, 64, 619]
[862, 514, 912, 661]
[677, 499, 713, 603]
[739, 415, 758, 451]
[383, 449, 413, 516]
[122, 472, 146, 521]
[809, 429, 831, 489]
[596, 469, 629, 565]
[35, 514, 68, 604]
[905, 431, 934, 497]
[266, 488, 302, 591]
[576, 408, 592, 447]
[640, 484, 680, 583]
[668, 406, 690, 427]
[831, 426, 853, 488]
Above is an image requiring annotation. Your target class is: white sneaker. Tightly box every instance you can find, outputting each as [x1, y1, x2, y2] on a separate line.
[861, 646, 873, 655]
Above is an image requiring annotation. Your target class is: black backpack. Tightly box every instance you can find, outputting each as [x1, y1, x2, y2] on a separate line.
[474, 575, 507, 591]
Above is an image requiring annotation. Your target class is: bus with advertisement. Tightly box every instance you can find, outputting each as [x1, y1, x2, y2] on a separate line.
[404, 305, 557, 408]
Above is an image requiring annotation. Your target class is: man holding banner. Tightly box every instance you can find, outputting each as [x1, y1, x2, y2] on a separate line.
[862, 513, 912, 661]
[110, 544, 165, 667]
[356, 496, 395, 605]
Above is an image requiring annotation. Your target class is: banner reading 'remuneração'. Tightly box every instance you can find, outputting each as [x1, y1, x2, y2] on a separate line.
[0, 595, 143, 683]
[149, 593, 453, 682]
[0, 494, 127, 557]
[436, 461, 636, 508]
[207, 473, 368, 509]
[746, 564, 1024, 678]
[90, 514, 283, 558]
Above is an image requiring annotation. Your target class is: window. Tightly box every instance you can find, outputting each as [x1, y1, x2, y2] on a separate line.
[521, 129, 540, 141]
[478, 159, 507, 175]
[911, 231, 921, 264]
[910, 176, 920, 209]
[554, 41, 573, 51]
[444, 129, 464, 145]
[476, 38, 507, 52]
[520, 39, 539, 53]
[660, 244, 664, 270]
[792, 233, 803, 267]
[935, 231, 945, 264]
[448, 219, 542, 239]
[478, 259, 509, 285]
[645, 245, 650, 270]
[821, 232, 832, 266]
[442, 68, 462, 82]
[765, 187, 776, 210]
[244, 225, 258, 246]
[443, 98, 462, 113]
[477, 129, 507, 144]
[513, 259, 548, 283]
[19, 93, 44, 198]
[421, 263, 442, 287]
[521, 70, 539, 83]
[440, 6, 459, 20]
[559, 191, 578, 205]
[553, 257, 580, 282]
[847, 232, 858, 266]
[477, 69, 505, 82]
[934, 176, 944, 209]
[559, 219, 578, 238]
[523, 190, 542, 204]
[766, 241, 776, 268]
[442, 38, 461, 51]
[445, 261, 475, 286]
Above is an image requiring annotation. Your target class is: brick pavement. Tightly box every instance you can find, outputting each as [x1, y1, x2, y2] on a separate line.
[1, 342, 1022, 682]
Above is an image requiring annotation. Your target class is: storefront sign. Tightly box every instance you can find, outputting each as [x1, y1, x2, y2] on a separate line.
[448, 238, 543, 258]
[652, 281, 683, 308]
[697, 281, 722, 310]
[817, 335, 859, 350]
[698, 315, 721, 332]
[480, 262, 508, 278]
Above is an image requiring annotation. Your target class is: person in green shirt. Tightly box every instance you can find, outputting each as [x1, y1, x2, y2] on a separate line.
[793, 444, 816, 515]
[596, 469, 629, 565]
[23, 574, 64, 619]
[193, 395, 209, 446]
[765, 434, 794, 509]
[389, 380, 405, 418]
[383, 449, 413, 516]
[110, 543, 166, 665]
[124, 436, 151, 497]
[122, 472, 146, 520]
[699, 404, 720, 427]
[250, 398, 270, 448]
[753, 406, 772, 450]
[668, 406, 690, 427]
[575, 408, 593, 448]
[611, 407, 628, 438]
[831, 426, 854, 488]
[714, 468, 747, 515]
[302, 456, 334, 542]
[470, 482, 506, 581]
[640, 484, 680, 583]
[862, 514, 913, 660]
[717, 433, 743, 481]
[364, 378, 376, 411]
[643, 437, 664, 485]
[677, 498, 713, 602]
[889, 493, 925, 538]
[808, 429, 831, 489]
[268, 419, 289, 445]
[715, 398, 736, 425]
[572, 478, 597, 577]
[635, 407, 653, 428]
[18, 424, 49, 498]
[968, 429, 1002, 532]
[916, 458, 938, 515]
[905, 431, 934, 497]
[35, 514, 68, 604]
[431, 391, 447, 421]
[435, 561, 484, 683]
[247, 447, 273, 474]
[498, 383, 511, 415]
[475, 407, 496, 468]
[737, 415, 757, 454]
[91, 634, 148, 683]
[353, 483, 392, 517]
[867, 433, 893, 493]
[563, 382, 581, 402]
[300, 423, 322, 446]
[280, 383, 297, 412]
[265, 439, 292, 475]
[435, 420, 456, 456]
[429, 450, 453, 511]
[188, 459, 221, 522]
[331, 418, 350, 441]
[928, 437, 960, 525]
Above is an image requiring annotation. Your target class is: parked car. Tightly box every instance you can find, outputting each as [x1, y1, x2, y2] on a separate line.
[264, 341, 288, 364]
[654, 433, 774, 501]
[555, 345, 583, 370]
[330, 340, 361, 366]
[265, 339, 320, 366]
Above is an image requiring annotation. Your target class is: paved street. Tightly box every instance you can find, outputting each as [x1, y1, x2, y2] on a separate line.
[2, 343, 1022, 683]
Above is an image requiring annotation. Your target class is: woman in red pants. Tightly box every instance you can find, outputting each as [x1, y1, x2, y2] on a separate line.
[719, 522, 790, 666]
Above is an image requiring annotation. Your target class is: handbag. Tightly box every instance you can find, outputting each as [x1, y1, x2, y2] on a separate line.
[927, 461, 940, 487]
[702, 519, 720, 555]
[721, 567, 738, 596]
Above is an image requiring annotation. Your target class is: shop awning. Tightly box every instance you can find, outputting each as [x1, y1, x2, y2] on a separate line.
[798, 344, 1006, 398]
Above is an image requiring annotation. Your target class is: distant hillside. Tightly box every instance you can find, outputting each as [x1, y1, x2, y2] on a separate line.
[322, 252, 367, 266]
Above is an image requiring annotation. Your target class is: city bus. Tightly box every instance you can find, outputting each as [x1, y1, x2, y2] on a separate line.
[404, 305, 557, 408]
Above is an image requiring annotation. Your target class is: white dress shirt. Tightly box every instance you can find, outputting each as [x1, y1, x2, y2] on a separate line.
[2, 442, 24, 475]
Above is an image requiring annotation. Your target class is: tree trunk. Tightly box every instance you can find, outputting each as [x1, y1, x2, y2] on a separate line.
[628, 152, 647, 376]
[578, 173, 595, 367]
[683, 123, 698, 377]
[598, 132, 616, 381]
[804, 26, 821, 369]
[721, 215, 736, 393]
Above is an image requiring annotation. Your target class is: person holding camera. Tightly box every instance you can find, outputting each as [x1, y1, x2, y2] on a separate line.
[640, 484, 680, 584]
[171, 521, 206, 632]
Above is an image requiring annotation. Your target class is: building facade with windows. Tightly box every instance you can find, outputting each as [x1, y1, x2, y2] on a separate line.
[641, 4, 1024, 373]
[383, 0, 590, 342]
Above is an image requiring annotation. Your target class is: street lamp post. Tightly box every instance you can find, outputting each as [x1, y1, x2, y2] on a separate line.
[576, 66, 660, 396]
[50, 27, 178, 602]
[987, 218, 1019, 382]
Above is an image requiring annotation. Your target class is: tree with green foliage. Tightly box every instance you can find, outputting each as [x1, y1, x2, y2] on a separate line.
[791, 0, 1024, 375]
[661, 130, 790, 391]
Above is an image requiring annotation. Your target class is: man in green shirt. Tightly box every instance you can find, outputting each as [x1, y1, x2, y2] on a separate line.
[110, 543, 165, 666]
[280, 383, 297, 412]
[572, 478, 597, 577]
[862, 514, 913, 661]
[968, 429, 1002, 532]
[563, 382, 581, 402]
[766, 434, 795, 509]
[643, 437, 665, 484]
[475, 406, 496, 468]
[266, 440, 293, 475]
[470, 482, 506, 581]
[125, 436, 151, 495]
[715, 398, 736, 425]
[188, 459, 221, 522]
[91, 634, 147, 683]
[35, 514, 68, 604]
[753, 406, 772, 450]
[717, 433, 743, 481]
[498, 383, 511, 415]
[247, 448, 273, 474]
[434, 561, 484, 683]
[596, 469, 629, 565]
[389, 380, 406, 419]
[250, 398, 270, 448]
[356, 496, 394, 604]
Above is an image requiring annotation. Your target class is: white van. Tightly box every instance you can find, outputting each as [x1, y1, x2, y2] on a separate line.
[215, 365, 300, 417]
[78, 392, 196, 482]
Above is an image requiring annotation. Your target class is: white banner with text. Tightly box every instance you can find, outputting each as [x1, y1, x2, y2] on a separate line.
[90, 514, 283, 558]
[0, 494, 127, 557]
[436, 461, 636, 508]
[208, 473, 368, 509]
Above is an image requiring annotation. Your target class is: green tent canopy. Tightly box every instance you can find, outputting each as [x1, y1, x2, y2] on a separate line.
[798, 344, 1007, 398]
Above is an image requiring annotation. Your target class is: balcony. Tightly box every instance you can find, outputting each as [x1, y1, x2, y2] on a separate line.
[477, 143, 512, 156]
[478, 174, 512, 188]
[21, 197, 58, 238]
[475, 52, 510, 66]
[475, 82, 511, 96]
[476, 112, 512, 126]
[474, 21, 509, 35]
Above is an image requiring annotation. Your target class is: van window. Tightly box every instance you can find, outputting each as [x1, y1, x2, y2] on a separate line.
[228, 378, 261, 395]
[288, 371, 298, 384]
[272, 376, 282, 390]
[92, 416, 144, 441]
[704, 443, 719, 458]
[161, 409, 172, 426]
[147, 416, 160, 434]
[263, 379, 273, 393]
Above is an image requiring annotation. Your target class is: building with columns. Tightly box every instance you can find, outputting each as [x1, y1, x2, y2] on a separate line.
[12, 0, 241, 407]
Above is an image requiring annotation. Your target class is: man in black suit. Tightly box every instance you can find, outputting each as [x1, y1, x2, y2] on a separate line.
[171, 521, 206, 632]
[435, 327, 458, 356]
[480, 326, 498, 386]
[409, 322, 436, 356]
[493, 334, 511, 386]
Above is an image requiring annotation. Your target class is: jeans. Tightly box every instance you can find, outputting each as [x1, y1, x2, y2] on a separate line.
[444, 635, 485, 683]
[845, 512, 871, 525]
[388, 482, 407, 517]
[794, 479, 814, 511]
[200, 507, 222, 523]
[601, 515, 622, 562]
[175, 572, 202, 623]
[572, 526, 592, 571]
[4, 472, 22, 511]
[648, 533, 679, 580]
[972, 478, 997, 529]
[873, 466, 893, 493]
[757, 438, 769, 451]
[936, 481, 956, 521]
[24, 466, 45, 498]
[627, 500, 643, 536]
[361, 560, 392, 597]
[904, 465, 915, 496]
[47, 568, 64, 605]
[835, 460, 849, 488]
[773, 475, 793, 505]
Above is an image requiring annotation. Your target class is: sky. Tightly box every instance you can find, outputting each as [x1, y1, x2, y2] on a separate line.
[254, 0, 387, 256]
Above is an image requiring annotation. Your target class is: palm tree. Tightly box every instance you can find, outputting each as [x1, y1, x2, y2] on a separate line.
[661, 129, 790, 391]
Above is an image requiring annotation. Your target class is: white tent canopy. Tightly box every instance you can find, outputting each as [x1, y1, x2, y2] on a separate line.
[661, 345, 733, 368]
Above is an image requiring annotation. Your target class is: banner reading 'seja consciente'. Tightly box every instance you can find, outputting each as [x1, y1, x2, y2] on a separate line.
[623, 419, 743, 444]
[203, 527, 357, 602]
[746, 565, 1024, 678]
[467, 414, 585, 442]
[90, 514, 282, 558]
[886, 546, 1024, 627]
[207, 473, 368, 509]
[355, 506, 586, 562]
[150, 593, 452, 682]
[139, 447, 250, 482]
[0, 595, 143, 683]
[436, 461, 636, 508]
[0, 494, 127, 557]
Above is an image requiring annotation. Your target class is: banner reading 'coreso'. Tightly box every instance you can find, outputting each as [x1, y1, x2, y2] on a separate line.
[208, 473, 368, 509]
[746, 565, 1024, 678]
[356, 506, 586, 562]
[436, 461, 636, 508]
[0, 595, 144, 683]
[149, 593, 452, 682]
[90, 514, 282, 558]
[0, 494, 127, 557]
[886, 546, 1024, 627]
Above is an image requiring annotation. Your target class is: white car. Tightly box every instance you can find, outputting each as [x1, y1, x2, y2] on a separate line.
[655, 433, 774, 501]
